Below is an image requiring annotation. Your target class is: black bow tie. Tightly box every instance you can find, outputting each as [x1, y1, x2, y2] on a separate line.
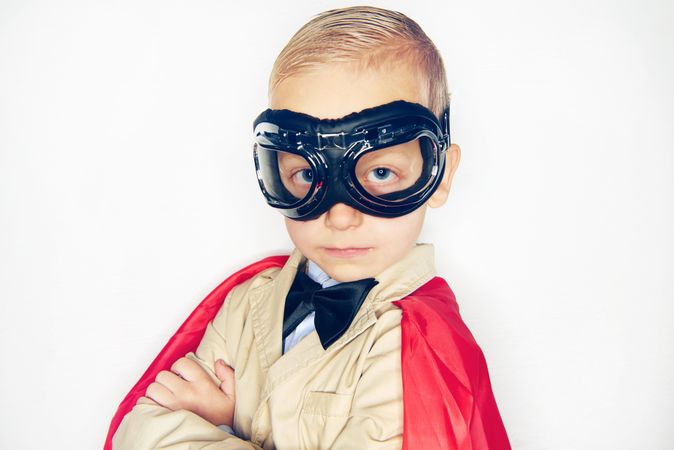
[283, 270, 378, 350]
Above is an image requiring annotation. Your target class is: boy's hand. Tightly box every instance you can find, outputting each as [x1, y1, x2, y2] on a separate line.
[137, 357, 236, 428]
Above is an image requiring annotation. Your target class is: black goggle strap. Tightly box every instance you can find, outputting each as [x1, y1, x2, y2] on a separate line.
[441, 105, 451, 151]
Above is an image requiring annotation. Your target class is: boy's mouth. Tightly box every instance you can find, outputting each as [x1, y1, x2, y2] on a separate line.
[323, 247, 372, 258]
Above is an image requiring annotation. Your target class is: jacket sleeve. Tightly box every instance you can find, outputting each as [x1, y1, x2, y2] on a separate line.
[112, 404, 263, 450]
[330, 309, 404, 450]
[112, 285, 263, 450]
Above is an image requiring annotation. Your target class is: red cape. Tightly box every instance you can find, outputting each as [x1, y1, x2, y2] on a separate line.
[105, 256, 510, 450]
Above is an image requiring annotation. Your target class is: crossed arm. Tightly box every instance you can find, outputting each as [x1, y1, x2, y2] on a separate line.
[112, 357, 263, 449]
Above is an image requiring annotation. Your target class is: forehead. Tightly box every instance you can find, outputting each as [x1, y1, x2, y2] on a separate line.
[270, 62, 426, 119]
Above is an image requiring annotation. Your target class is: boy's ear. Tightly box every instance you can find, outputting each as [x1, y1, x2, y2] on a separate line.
[428, 144, 461, 208]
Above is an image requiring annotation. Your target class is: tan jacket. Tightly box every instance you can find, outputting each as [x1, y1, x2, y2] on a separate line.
[113, 244, 436, 450]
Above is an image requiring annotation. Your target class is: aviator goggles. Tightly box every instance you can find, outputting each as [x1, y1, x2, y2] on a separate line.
[252, 100, 450, 220]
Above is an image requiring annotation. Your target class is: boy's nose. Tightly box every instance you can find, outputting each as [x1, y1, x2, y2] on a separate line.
[324, 203, 363, 230]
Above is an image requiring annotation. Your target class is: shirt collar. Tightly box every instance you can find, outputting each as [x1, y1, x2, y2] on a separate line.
[305, 259, 341, 288]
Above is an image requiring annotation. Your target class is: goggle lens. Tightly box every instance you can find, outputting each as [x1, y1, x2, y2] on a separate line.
[352, 136, 437, 202]
[255, 147, 314, 206]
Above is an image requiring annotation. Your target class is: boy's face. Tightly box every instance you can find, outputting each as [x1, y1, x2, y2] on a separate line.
[270, 63, 460, 282]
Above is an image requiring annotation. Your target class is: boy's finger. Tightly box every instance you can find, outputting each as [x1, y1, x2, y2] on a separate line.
[145, 381, 175, 409]
[136, 396, 158, 406]
[215, 359, 236, 399]
[155, 370, 183, 392]
[214, 359, 233, 382]
[171, 357, 209, 382]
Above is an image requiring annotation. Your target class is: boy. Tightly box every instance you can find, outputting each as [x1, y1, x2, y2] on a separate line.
[109, 6, 509, 450]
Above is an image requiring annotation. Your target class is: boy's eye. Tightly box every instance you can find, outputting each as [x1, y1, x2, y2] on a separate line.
[367, 167, 395, 182]
[292, 168, 313, 185]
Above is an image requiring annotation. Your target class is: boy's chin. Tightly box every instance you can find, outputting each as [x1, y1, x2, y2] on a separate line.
[319, 260, 383, 283]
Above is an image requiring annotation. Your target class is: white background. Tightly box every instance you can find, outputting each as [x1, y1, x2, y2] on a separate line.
[1, 1, 673, 449]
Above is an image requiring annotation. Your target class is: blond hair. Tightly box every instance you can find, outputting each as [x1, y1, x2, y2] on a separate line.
[269, 6, 450, 118]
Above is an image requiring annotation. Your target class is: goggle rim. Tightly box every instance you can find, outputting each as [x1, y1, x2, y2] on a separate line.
[343, 131, 444, 209]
